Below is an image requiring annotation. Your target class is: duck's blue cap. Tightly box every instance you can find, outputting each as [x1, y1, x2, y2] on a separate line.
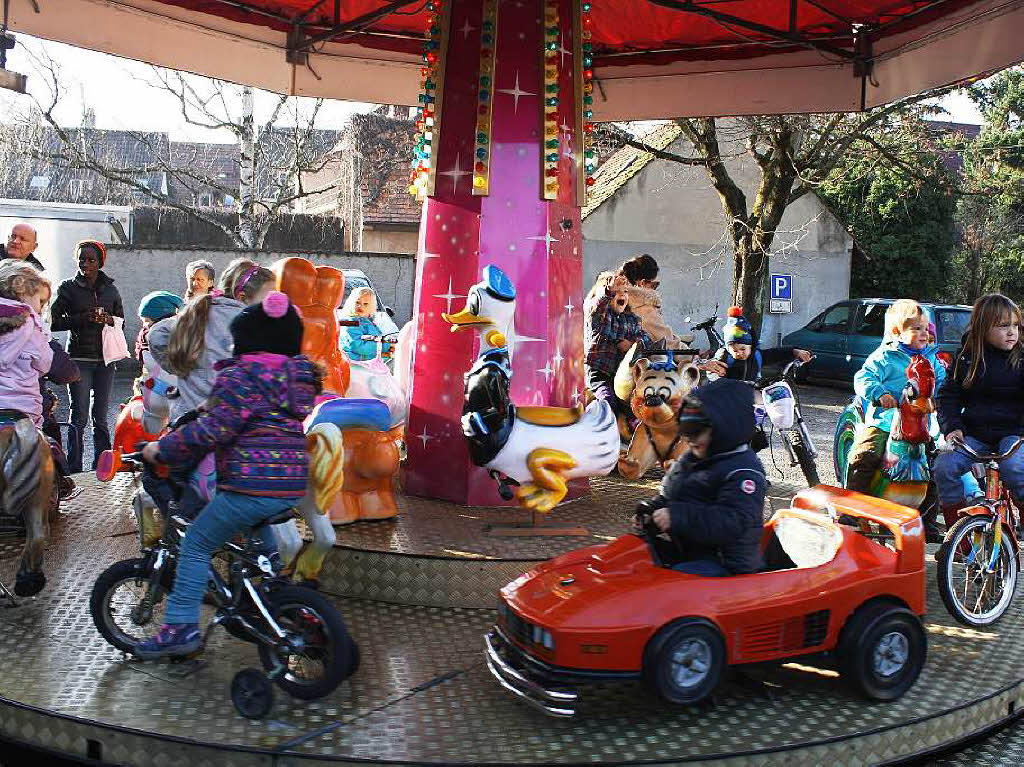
[483, 264, 516, 301]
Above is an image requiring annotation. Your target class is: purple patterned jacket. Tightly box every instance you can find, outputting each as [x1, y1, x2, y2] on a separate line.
[158, 354, 319, 498]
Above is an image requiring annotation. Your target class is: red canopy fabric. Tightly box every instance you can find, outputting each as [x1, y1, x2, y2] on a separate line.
[155, 0, 981, 64]
[11, 0, 1024, 117]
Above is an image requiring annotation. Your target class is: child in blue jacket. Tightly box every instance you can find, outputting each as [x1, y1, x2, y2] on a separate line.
[339, 287, 391, 361]
[848, 300, 945, 497]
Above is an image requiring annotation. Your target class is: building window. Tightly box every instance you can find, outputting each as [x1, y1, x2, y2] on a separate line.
[69, 179, 87, 197]
[223, 194, 235, 206]
[29, 175, 49, 189]
[197, 192, 213, 207]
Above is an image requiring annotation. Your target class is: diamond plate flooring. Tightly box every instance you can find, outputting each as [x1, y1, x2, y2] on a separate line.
[1, 472, 1022, 765]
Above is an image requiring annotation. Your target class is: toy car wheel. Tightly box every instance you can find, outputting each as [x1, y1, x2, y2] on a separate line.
[643, 619, 725, 705]
[231, 668, 274, 720]
[838, 603, 926, 702]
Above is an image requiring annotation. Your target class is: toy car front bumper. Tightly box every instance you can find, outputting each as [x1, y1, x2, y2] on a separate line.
[484, 629, 578, 717]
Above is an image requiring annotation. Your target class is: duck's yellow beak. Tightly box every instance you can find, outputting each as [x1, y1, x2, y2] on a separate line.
[443, 308, 493, 332]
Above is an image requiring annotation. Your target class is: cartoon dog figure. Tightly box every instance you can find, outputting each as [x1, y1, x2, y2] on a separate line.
[617, 353, 700, 479]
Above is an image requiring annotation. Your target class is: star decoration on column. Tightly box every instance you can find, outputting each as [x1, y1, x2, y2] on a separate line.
[571, 387, 581, 405]
[459, 19, 475, 39]
[560, 119, 572, 134]
[439, 153, 469, 194]
[515, 334, 545, 346]
[557, 42, 572, 67]
[562, 145, 576, 163]
[433, 276, 467, 314]
[497, 71, 536, 115]
[416, 426, 433, 449]
[564, 298, 574, 316]
[527, 229, 560, 257]
[537, 361, 554, 381]
[552, 349, 564, 368]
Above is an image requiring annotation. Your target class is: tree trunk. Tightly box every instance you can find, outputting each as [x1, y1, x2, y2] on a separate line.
[237, 87, 256, 249]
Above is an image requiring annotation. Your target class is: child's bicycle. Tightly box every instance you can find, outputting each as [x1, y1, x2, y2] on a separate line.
[936, 437, 1023, 627]
[89, 452, 359, 719]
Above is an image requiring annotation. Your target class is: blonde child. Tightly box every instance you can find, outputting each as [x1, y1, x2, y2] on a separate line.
[0, 261, 79, 490]
[848, 299, 945, 494]
[339, 287, 391, 361]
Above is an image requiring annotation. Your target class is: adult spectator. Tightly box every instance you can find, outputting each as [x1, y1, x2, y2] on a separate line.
[3, 223, 44, 271]
[184, 260, 216, 301]
[51, 241, 124, 473]
[619, 253, 683, 348]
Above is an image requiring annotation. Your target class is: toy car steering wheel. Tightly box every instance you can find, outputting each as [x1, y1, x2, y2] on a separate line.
[634, 512, 664, 568]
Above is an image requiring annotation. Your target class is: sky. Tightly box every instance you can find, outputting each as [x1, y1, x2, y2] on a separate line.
[0, 34, 985, 142]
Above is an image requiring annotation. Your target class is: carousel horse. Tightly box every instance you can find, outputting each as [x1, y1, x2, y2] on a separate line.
[835, 354, 936, 509]
[273, 257, 401, 525]
[616, 348, 701, 480]
[0, 412, 54, 598]
[444, 265, 619, 512]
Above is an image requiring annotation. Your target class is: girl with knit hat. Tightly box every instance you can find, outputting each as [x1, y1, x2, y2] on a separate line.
[51, 240, 124, 473]
[135, 291, 322, 658]
[709, 306, 811, 382]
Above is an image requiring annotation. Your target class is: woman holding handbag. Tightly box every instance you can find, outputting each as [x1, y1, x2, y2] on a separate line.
[51, 240, 125, 472]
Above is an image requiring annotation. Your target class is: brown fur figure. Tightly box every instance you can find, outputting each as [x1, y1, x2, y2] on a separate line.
[617, 356, 700, 479]
[0, 416, 54, 596]
[327, 426, 402, 524]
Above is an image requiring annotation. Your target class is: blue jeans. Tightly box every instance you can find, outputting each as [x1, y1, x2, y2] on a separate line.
[934, 435, 1024, 506]
[165, 491, 292, 624]
[671, 559, 730, 577]
[67, 360, 115, 473]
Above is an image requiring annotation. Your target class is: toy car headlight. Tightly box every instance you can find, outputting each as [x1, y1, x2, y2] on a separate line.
[534, 627, 555, 651]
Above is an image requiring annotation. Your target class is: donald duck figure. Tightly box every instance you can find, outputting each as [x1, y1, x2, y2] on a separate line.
[443, 265, 619, 512]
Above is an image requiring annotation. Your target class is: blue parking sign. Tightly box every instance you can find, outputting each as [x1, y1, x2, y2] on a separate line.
[770, 274, 792, 301]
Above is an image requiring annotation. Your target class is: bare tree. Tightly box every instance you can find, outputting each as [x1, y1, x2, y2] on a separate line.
[606, 87, 960, 332]
[1, 42, 344, 248]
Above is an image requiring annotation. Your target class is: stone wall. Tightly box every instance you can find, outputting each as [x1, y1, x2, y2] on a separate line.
[96, 247, 415, 364]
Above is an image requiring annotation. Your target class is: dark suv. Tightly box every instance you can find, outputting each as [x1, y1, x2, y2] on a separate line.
[781, 299, 971, 382]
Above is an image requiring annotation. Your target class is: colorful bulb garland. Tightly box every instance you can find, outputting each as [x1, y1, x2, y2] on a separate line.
[581, 0, 595, 194]
[473, 0, 499, 195]
[409, 1, 448, 201]
[541, 0, 561, 200]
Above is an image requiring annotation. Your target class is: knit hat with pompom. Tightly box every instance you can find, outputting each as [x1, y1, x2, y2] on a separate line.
[230, 291, 303, 357]
[724, 305, 754, 347]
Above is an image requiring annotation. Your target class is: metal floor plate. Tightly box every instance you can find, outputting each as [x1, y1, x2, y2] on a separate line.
[1, 474, 1022, 765]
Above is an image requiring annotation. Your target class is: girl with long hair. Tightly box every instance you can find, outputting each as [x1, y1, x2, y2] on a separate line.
[935, 293, 1024, 518]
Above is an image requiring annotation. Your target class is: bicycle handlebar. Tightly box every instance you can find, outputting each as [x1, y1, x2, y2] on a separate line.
[952, 436, 1024, 463]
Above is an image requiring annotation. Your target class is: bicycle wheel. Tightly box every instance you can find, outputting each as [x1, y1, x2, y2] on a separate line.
[937, 515, 1018, 627]
[790, 431, 820, 487]
[257, 586, 358, 700]
[90, 558, 170, 652]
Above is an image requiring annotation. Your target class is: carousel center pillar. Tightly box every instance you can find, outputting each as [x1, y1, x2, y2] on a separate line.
[403, 0, 597, 505]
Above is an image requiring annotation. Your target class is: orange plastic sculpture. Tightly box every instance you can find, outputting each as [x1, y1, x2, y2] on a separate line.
[272, 257, 350, 395]
[329, 426, 402, 524]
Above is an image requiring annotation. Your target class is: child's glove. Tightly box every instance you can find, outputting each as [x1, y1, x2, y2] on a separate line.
[635, 495, 667, 519]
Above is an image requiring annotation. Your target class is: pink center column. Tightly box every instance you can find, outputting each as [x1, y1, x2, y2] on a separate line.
[403, 0, 586, 506]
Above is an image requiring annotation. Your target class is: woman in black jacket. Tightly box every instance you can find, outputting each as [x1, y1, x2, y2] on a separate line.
[51, 241, 124, 472]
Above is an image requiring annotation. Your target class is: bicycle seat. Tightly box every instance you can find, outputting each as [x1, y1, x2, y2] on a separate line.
[252, 509, 298, 529]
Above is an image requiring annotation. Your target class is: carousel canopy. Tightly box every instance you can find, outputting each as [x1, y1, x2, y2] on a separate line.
[10, 0, 1024, 117]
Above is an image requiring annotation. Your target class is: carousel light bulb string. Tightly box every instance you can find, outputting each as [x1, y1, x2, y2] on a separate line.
[409, 0, 449, 200]
[473, 0, 499, 195]
[541, 0, 561, 200]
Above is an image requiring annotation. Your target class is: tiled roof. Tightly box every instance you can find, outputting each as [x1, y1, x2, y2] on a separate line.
[581, 122, 682, 220]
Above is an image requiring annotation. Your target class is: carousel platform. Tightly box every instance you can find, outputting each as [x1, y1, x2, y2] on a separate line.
[1, 472, 1023, 766]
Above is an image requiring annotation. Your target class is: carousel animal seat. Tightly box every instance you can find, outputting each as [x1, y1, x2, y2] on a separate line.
[515, 405, 583, 427]
[307, 397, 392, 433]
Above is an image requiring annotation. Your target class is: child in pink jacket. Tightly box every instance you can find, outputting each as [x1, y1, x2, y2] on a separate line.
[0, 263, 55, 427]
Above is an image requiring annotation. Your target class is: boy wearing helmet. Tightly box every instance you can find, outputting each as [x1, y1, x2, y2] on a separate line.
[633, 378, 766, 575]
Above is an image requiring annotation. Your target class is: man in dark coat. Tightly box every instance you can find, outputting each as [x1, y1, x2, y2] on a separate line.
[636, 378, 766, 575]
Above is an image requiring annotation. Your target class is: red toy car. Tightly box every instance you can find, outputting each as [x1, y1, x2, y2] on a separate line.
[485, 486, 927, 716]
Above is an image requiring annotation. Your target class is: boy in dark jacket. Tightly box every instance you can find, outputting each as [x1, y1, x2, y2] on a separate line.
[635, 378, 766, 575]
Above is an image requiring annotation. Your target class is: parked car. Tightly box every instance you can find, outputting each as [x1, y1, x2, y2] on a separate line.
[781, 299, 970, 382]
[485, 486, 927, 716]
[339, 269, 400, 337]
